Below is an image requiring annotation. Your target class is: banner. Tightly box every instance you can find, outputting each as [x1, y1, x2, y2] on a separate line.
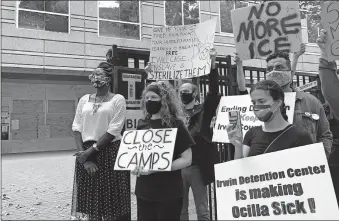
[125, 110, 143, 131]
[296, 81, 318, 91]
[114, 128, 177, 171]
[148, 18, 217, 80]
[321, 2, 339, 62]
[212, 93, 296, 143]
[121, 73, 142, 108]
[231, 1, 302, 61]
[215, 143, 339, 220]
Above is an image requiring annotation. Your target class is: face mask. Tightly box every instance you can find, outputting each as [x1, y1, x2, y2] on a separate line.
[181, 93, 194, 105]
[146, 100, 162, 115]
[89, 75, 110, 88]
[266, 70, 292, 88]
[253, 102, 279, 122]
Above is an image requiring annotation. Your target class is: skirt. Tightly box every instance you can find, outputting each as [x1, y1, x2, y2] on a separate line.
[71, 140, 130, 220]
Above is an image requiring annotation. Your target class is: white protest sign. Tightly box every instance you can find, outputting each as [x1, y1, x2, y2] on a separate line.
[215, 143, 339, 220]
[125, 110, 143, 131]
[212, 93, 296, 143]
[122, 73, 142, 108]
[231, 1, 302, 61]
[296, 81, 318, 91]
[148, 18, 217, 80]
[321, 2, 339, 62]
[114, 128, 177, 171]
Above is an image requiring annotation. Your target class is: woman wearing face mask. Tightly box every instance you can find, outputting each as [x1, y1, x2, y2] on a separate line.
[71, 62, 130, 220]
[227, 80, 313, 159]
[133, 81, 195, 221]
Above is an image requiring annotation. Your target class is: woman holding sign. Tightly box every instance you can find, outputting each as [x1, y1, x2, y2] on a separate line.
[71, 62, 130, 220]
[132, 81, 195, 220]
[227, 80, 313, 159]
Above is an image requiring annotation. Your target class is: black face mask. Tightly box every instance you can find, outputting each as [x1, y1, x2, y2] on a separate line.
[181, 93, 194, 104]
[145, 100, 162, 115]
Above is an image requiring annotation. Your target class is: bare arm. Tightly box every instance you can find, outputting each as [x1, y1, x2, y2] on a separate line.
[74, 131, 85, 151]
[233, 140, 250, 159]
[171, 148, 192, 171]
[234, 53, 246, 92]
[291, 43, 306, 76]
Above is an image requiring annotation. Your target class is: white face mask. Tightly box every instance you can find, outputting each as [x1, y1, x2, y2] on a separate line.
[266, 70, 292, 87]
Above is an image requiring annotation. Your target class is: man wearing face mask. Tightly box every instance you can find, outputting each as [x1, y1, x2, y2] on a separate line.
[234, 51, 332, 158]
[179, 48, 221, 221]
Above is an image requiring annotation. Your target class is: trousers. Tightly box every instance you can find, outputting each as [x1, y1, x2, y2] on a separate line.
[180, 165, 210, 220]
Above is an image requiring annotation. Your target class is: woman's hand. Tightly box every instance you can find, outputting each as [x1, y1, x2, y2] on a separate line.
[131, 166, 155, 177]
[226, 124, 243, 147]
[74, 147, 95, 164]
[316, 29, 329, 60]
[294, 43, 306, 58]
[83, 161, 98, 176]
[234, 53, 242, 66]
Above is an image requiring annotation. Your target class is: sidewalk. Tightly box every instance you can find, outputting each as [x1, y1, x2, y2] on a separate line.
[1, 151, 199, 220]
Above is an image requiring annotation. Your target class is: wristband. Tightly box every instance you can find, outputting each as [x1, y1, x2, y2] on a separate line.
[92, 143, 99, 151]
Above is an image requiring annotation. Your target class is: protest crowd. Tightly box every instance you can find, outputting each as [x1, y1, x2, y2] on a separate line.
[70, 1, 339, 220]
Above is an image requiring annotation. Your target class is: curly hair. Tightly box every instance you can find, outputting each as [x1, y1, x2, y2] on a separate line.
[141, 81, 185, 127]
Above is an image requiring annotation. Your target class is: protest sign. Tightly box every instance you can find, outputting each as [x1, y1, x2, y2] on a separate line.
[114, 128, 177, 171]
[212, 93, 296, 143]
[321, 2, 339, 61]
[125, 110, 143, 131]
[215, 143, 339, 220]
[231, 1, 302, 61]
[122, 73, 142, 108]
[296, 81, 318, 91]
[148, 18, 217, 80]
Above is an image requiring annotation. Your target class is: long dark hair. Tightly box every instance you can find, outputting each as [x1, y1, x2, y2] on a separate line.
[250, 80, 288, 121]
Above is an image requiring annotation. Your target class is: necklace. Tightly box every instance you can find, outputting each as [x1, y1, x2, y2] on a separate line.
[92, 92, 109, 114]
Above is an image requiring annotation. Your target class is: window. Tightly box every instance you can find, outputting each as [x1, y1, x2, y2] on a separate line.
[98, 1, 140, 40]
[220, 0, 248, 34]
[17, 1, 69, 33]
[165, 1, 200, 26]
[299, 1, 322, 44]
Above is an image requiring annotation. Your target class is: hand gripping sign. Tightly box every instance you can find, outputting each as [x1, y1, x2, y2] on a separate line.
[114, 128, 177, 171]
[215, 143, 339, 220]
[231, 1, 302, 61]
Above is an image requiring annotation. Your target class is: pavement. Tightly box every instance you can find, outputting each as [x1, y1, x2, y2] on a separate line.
[1, 150, 211, 220]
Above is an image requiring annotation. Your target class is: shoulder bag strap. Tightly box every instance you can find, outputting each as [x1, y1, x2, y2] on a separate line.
[264, 125, 295, 154]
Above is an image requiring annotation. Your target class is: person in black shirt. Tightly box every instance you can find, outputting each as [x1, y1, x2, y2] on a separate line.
[132, 81, 195, 221]
[227, 80, 313, 159]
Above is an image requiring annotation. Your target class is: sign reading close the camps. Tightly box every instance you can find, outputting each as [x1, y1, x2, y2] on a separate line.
[231, 1, 302, 61]
[148, 18, 217, 80]
[114, 128, 177, 171]
[215, 143, 339, 220]
[212, 92, 296, 143]
[321, 1, 339, 62]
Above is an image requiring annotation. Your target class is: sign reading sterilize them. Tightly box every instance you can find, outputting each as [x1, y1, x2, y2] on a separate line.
[148, 18, 217, 80]
[231, 1, 302, 61]
[114, 128, 177, 171]
[215, 143, 339, 220]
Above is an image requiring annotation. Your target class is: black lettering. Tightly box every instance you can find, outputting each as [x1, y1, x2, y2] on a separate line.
[258, 39, 272, 56]
[281, 13, 301, 35]
[237, 20, 255, 42]
[272, 201, 282, 215]
[232, 206, 240, 218]
[127, 153, 138, 168]
[274, 37, 290, 53]
[255, 21, 267, 39]
[126, 119, 133, 129]
[158, 152, 171, 170]
[163, 129, 172, 143]
[249, 42, 255, 59]
[133, 131, 140, 144]
[153, 129, 163, 143]
[248, 4, 265, 20]
[266, 2, 281, 16]
[140, 152, 153, 169]
[151, 152, 160, 170]
[123, 131, 134, 144]
[117, 152, 127, 169]
[142, 130, 153, 143]
[266, 18, 281, 36]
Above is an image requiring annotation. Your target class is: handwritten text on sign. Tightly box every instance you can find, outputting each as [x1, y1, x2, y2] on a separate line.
[148, 18, 217, 80]
[215, 143, 339, 220]
[231, 1, 302, 61]
[114, 128, 177, 171]
[321, 2, 339, 62]
[212, 93, 296, 143]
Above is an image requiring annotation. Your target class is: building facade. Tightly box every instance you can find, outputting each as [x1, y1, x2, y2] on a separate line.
[1, 0, 338, 154]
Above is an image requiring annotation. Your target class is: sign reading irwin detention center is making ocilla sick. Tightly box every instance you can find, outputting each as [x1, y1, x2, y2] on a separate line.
[215, 143, 339, 220]
[148, 18, 217, 80]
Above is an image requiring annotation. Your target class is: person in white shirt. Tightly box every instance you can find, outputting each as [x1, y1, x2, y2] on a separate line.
[71, 62, 130, 221]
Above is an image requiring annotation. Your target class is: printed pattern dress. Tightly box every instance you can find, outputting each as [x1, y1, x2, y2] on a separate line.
[70, 94, 130, 220]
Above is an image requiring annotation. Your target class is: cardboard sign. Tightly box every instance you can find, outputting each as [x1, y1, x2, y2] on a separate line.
[231, 1, 302, 61]
[148, 18, 217, 80]
[296, 81, 318, 91]
[125, 110, 144, 131]
[321, 2, 339, 61]
[215, 143, 339, 220]
[122, 73, 142, 108]
[212, 93, 296, 143]
[114, 128, 177, 171]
